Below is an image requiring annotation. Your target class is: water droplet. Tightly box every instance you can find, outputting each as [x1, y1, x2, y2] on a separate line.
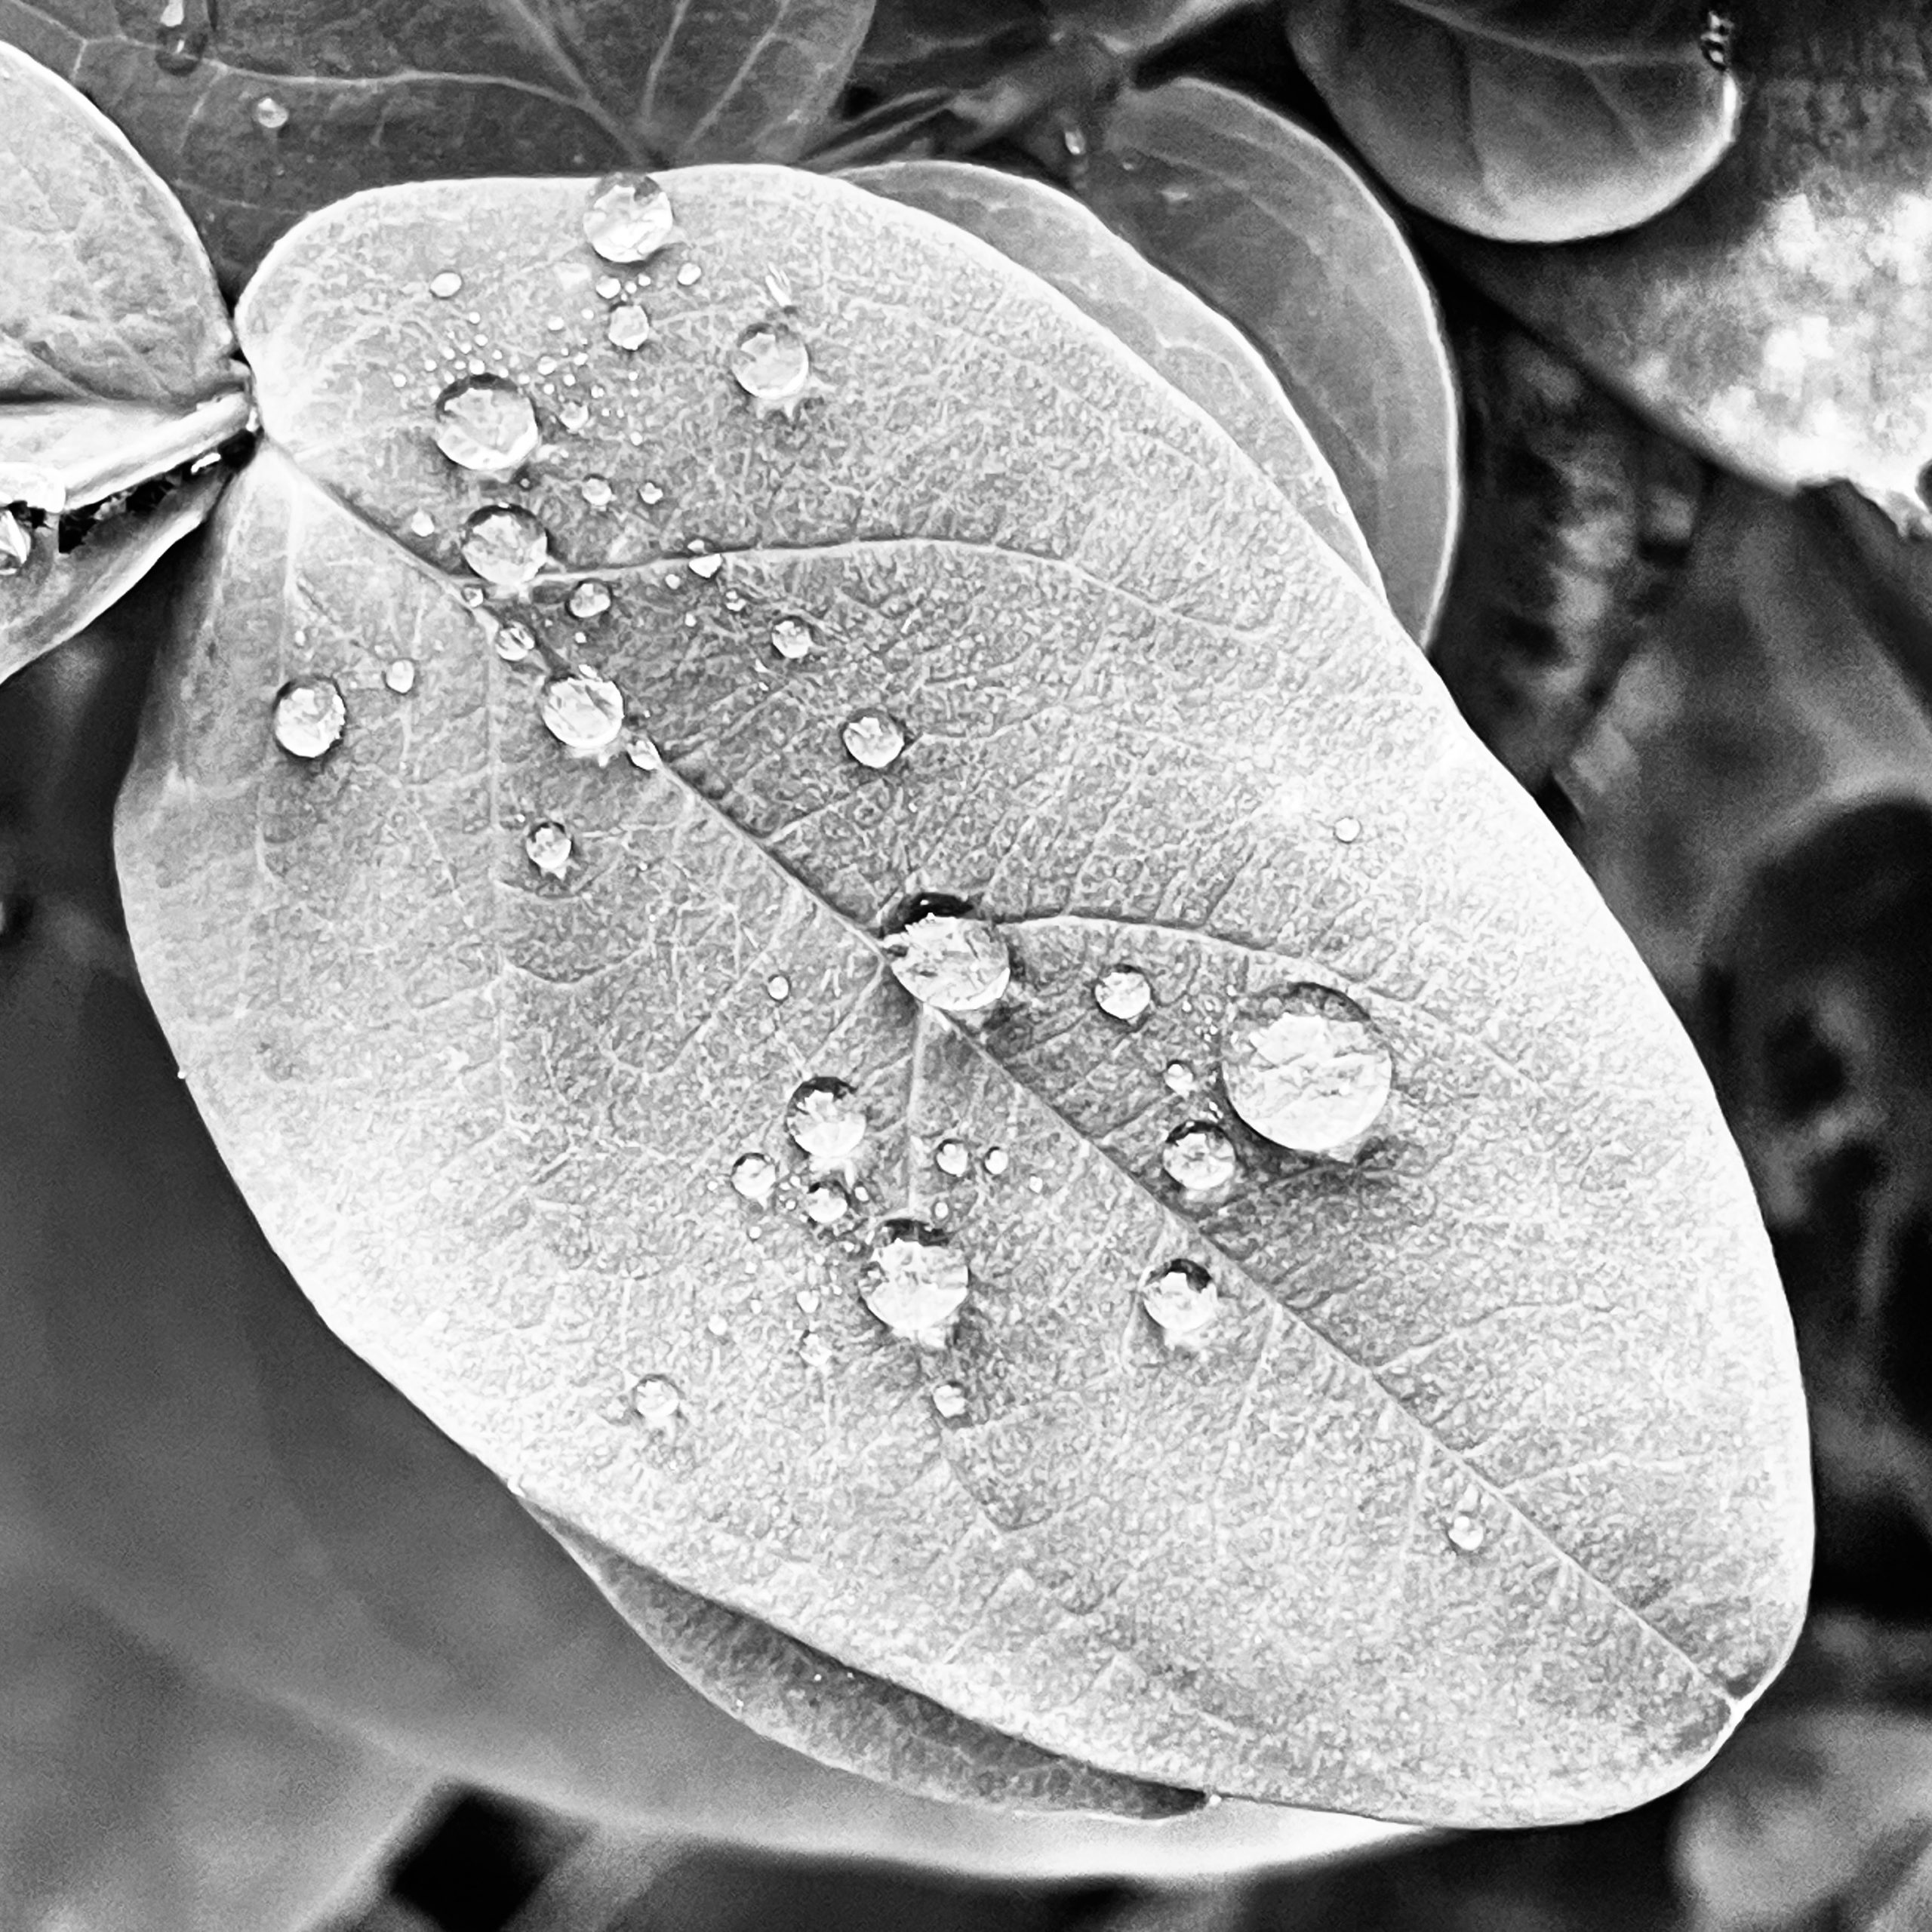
[1333, 816, 1361, 844]
[841, 708, 906, 770]
[251, 94, 288, 131]
[540, 668, 624, 752]
[632, 1374, 682, 1432]
[731, 1151, 778, 1204]
[272, 675, 346, 759]
[981, 1146, 1009, 1177]
[1220, 984, 1392, 1154]
[731, 320, 811, 409]
[158, 0, 184, 25]
[607, 303, 651, 351]
[566, 579, 611, 619]
[459, 585, 487, 608]
[623, 728, 662, 771]
[638, 481, 664, 506]
[769, 616, 814, 660]
[493, 620, 537, 663]
[1161, 1120, 1236, 1192]
[766, 974, 790, 1002]
[676, 261, 702, 287]
[706, 1312, 731, 1339]
[931, 1381, 968, 1420]
[1093, 964, 1152, 1023]
[432, 374, 540, 472]
[1141, 1258, 1217, 1340]
[523, 817, 572, 879]
[579, 475, 614, 509]
[0, 509, 32, 577]
[798, 1331, 835, 1374]
[154, 12, 208, 73]
[583, 172, 677, 263]
[1163, 1060, 1198, 1096]
[688, 552, 723, 580]
[795, 1287, 820, 1315]
[882, 895, 1009, 1013]
[461, 505, 549, 587]
[406, 508, 436, 537]
[383, 657, 417, 695]
[429, 269, 463, 299]
[594, 274, 622, 299]
[786, 1075, 865, 1162]
[1699, 8, 1733, 69]
[558, 400, 592, 433]
[934, 1138, 971, 1178]
[803, 1179, 851, 1226]
[865, 1220, 969, 1342]
[1446, 1510, 1487, 1554]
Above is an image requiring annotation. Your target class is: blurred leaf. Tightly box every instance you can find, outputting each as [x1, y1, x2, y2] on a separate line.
[851, 0, 1049, 97]
[115, 165, 1809, 1823]
[846, 157, 1380, 590]
[1447, 5, 1932, 528]
[1082, 77, 1457, 638]
[0, 0, 873, 292]
[1285, 0, 1739, 244]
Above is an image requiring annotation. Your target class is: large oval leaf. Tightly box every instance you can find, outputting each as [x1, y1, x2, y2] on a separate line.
[1081, 78, 1457, 641]
[1287, 0, 1740, 243]
[116, 165, 1809, 1824]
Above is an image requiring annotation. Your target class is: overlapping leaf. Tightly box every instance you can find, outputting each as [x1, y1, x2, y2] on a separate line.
[116, 165, 1808, 1823]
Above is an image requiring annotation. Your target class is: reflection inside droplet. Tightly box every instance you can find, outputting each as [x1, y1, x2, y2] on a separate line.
[865, 1220, 969, 1341]
[1220, 984, 1392, 1154]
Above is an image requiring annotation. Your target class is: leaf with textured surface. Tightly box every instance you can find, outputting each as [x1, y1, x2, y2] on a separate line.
[117, 165, 1808, 1824]
[1082, 78, 1454, 640]
[1443, 8, 1932, 526]
[1287, 0, 1740, 244]
[845, 158, 1379, 595]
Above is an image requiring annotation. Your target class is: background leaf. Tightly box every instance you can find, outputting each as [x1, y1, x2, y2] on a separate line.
[1285, 0, 1740, 243]
[115, 165, 1807, 1823]
[845, 158, 1381, 594]
[1081, 77, 1457, 640]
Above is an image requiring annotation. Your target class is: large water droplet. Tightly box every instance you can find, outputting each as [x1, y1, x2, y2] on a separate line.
[251, 94, 288, 131]
[1141, 1258, 1217, 1340]
[731, 321, 811, 409]
[865, 1220, 969, 1342]
[272, 675, 346, 759]
[632, 1374, 682, 1432]
[730, 1151, 778, 1205]
[540, 668, 624, 752]
[786, 1075, 865, 1162]
[841, 708, 906, 770]
[566, 580, 611, 619]
[583, 173, 677, 263]
[523, 817, 572, 879]
[1161, 1120, 1235, 1192]
[607, 303, 651, 351]
[882, 895, 1010, 1014]
[769, 616, 814, 660]
[802, 1179, 851, 1227]
[1093, 964, 1152, 1023]
[0, 509, 32, 577]
[461, 504, 549, 587]
[433, 374, 540, 472]
[1220, 985, 1392, 1154]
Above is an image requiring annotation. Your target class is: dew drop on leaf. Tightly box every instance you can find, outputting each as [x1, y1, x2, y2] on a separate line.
[785, 1075, 866, 1162]
[676, 262, 703, 288]
[0, 509, 32, 577]
[1141, 1258, 1217, 1340]
[765, 974, 790, 1003]
[1447, 1510, 1487, 1554]
[1093, 964, 1153, 1023]
[539, 668, 624, 752]
[566, 580, 611, 619]
[981, 1146, 1009, 1177]
[432, 374, 540, 472]
[934, 1138, 971, 1178]
[522, 817, 572, 879]
[1163, 1060, 1197, 1095]
[492, 619, 536, 663]
[580, 476, 614, 509]
[730, 1151, 778, 1205]
[841, 708, 906, 770]
[405, 509, 436, 537]
[638, 481, 664, 506]
[607, 304, 651, 351]
[622, 728, 662, 771]
[1161, 1120, 1236, 1192]
[429, 270, 463, 300]
[688, 552, 723, 580]
[153, 19, 207, 73]
[631, 1374, 682, 1432]
[864, 1220, 969, 1342]
[803, 1179, 851, 1226]
[460, 504, 549, 587]
[769, 616, 814, 660]
[1333, 816, 1362, 844]
[1220, 984, 1393, 1154]
[731, 321, 811, 408]
[271, 675, 346, 759]
[881, 895, 1010, 1013]
[931, 1381, 968, 1420]
[583, 172, 677, 264]
[383, 657, 417, 694]
[594, 275, 622, 300]
[798, 1331, 835, 1374]
[559, 401, 591, 434]
[251, 94, 288, 131]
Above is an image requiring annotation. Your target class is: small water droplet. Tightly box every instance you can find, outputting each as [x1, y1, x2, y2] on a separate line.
[865, 1220, 969, 1342]
[981, 1146, 1009, 1177]
[493, 619, 537, 663]
[1333, 816, 1361, 844]
[1163, 1060, 1197, 1095]
[803, 1179, 851, 1226]
[1220, 984, 1392, 1153]
[579, 475, 614, 509]
[1141, 1258, 1217, 1340]
[540, 668, 624, 752]
[676, 261, 702, 287]
[934, 1138, 971, 1178]
[250, 93, 288, 131]
[566, 579, 611, 619]
[594, 274, 622, 300]
[432, 374, 540, 472]
[731, 320, 811, 408]
[795, 1287, 820, 1314]
[0, 509, 32, 576]
[841, 708, 906, 770]
[705, 1312, 731, 1339]
[638, 481, 664, 505]
[154, 11, 208, 72]
[406, 508, 436, 537]
[930, 1381, 968, 1420]
[623, 728, 662, 771]
[1093, 964, 1152, 1023]
[882, 894, 1009, 1013]
[272, 675, 346, 758]
[559, 400, 592, 433]
[383, 657, 417, 695]
[632, 1374, 682, 1432]
[688, 552, 723, 580]
[1446, 1510, 1487, 1554]
[731, 1151, 778, 1204]
[1162, 1120, 1236, 1192]
[429, 269, 463, 299]
[606, 303, 651, 351]
[766, 974, 790, 1002]
[1699, 8, 1733, 69]
[459, 584, 487, 608]
[786, 1075, 866, 1161]
[583, 172, 678, 263]
[769, 616, 814, 660]
[158, 0, 185, 25]
[523, 817, 572, 878]
[461, 504, 549, 587]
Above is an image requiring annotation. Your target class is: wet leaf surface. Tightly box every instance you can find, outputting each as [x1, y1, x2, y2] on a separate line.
[1285, 0, 1740, 245]
[844, 158, 1379, 594]
[1081, 78, 1455, 639]
[115, 165, 1808, 1823]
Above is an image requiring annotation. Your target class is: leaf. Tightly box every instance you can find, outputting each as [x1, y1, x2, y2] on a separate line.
[116, 165, 1809, 1824]
[1286, 0, 1740, 244]
[1442, 8, 1932, 523]
[0, 0, 874, 292]
[0, 46, 250, 681]
[1081, 78, 1458, 641]
[850, 0, 1049, 96]
[844, 158, 1381, 595]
